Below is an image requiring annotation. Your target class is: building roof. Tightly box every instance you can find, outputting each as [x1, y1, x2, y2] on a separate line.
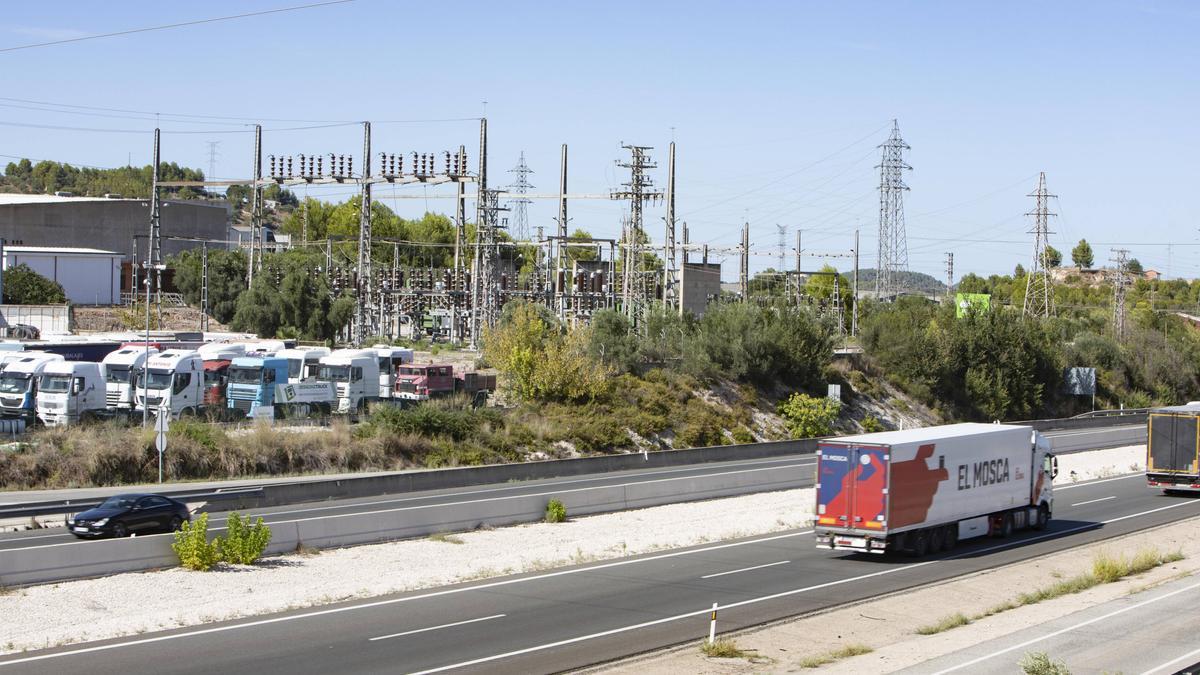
[0, 193, 229, 209]
[4, 246, 122, 256]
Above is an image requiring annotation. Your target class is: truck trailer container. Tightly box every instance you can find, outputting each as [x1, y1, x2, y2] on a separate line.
[814, 423, 1057, 556]
[1146, 404, 1200, 492]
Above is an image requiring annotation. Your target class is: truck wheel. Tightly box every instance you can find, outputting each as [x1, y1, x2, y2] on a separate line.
[942, 524, 958, 551]
[929, 526, 945, 552]
[1033, 504, 1049, 531]
[999, 513, 1014, 538]
[909, 530, 929, 557]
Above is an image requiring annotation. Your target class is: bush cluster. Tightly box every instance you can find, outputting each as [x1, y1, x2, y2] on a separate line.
[171, 511, 272, 571]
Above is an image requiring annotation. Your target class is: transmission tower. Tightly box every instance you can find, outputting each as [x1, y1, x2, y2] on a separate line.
[611, 144, 663, 325]
[206, 141, 220, 188]
[944, 252, 954, 301]
[875, 120, 911, 300]
[506, 152, 533, 242]
[1111, 248, 1131, 341]
[1022, 172, 1057, 318]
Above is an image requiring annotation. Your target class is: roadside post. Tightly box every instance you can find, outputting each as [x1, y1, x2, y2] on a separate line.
[708, 602, 718, 644]
[155, 409, 169, 483]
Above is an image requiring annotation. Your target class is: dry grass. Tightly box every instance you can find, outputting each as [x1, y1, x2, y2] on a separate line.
[915, 612, 971, 635]
[799, 643, 873, 668]
[428, 533, 465, 545]
[700, 638, 749, 659]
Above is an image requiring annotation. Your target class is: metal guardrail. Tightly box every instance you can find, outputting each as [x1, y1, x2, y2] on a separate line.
[1070, 407, 1151, 419]
[0, 487, 265, 521]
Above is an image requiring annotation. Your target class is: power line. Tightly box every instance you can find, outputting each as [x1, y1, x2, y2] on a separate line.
[0, 1, 356, 54]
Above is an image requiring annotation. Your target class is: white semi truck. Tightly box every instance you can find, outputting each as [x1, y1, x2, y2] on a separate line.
[814, 423, 1057, 556]
[134, 349, 204, 419]
[0, 351, 65, 422]
[102, 346, 159, 410]
[315, 349, 379, 414]
[276, 347, 330, 384]
[371, 346, 415, 399]
[36, 361, 106, 426]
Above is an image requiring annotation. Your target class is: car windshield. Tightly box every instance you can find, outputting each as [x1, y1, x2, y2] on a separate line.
[98, 495, 139, 509]
[286, 360, 302, 379]
[39, 375, 72, 393]
[0, 373, 30, 394]
[227, 367, 261, 385]
[135, 370, 172, 390]
[316, 365, 349, 381]
[105, 366, 130, 384]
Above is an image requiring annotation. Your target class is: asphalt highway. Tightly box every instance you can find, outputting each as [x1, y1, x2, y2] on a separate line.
[0, 469, 1191, 674]
[0, 424, 1143, 556]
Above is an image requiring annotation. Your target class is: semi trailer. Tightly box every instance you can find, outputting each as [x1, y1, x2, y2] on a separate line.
[1146, 404, 1200, 492]
[814, 423, 1057, 556]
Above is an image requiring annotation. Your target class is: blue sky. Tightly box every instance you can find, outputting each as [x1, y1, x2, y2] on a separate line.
[1, 1, 1197, 281]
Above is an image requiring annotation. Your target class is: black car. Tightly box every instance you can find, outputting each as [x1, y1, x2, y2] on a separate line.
[67, 493, 191, 539]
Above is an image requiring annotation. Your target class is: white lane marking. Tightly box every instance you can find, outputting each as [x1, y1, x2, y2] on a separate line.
[7, 495, 1186, 671]
[0, 530, 813, 667]
[1055, 473, 1141, 490]
[1071, 496, 1116, 507]
[700, 560, 790, 579]
[0, 460, 816, 552]
[368, 614, 505, 642]
[929, 579, 1200, 674]
[405, 499, 1200, 675]
[1139, 642, 1200, 675]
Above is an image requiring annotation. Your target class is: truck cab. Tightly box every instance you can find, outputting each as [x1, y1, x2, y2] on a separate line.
[226, 356, 289, 418]
[0, 352, 65, 421]
[37, 361, 105, 427]
[102, 346, 158, 410]
[395, 363, 455, 401]
[371, 346, 415, 399]
[135, 349, 203, 419]
[198, 344, 246, 408]
[316, 349, 379, 413]
[276, 347, 330, 384]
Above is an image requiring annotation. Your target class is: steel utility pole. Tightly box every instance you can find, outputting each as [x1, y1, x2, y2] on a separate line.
[612, 144, 662, 325]
[944, 252, 954, 302]
[354, 121, 373, 343]
[249, 124, 263, 287]
[875, 120, 911, 300]
[1023, 172, 1056, 318]
[200, 242, 209, 332]
[143, 129, 160, 428]
[852, 228, 860, 337]
[740, 221, 750, 299]
[663, 142, 678, 314]
[1111, 248, 1131, 341]
[506, 152, 533, 242]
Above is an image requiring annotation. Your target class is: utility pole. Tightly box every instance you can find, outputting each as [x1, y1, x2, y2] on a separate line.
[469, 118, 491, 349]
[1111, 248, 1131, 341]
[555, 144, 569, 292]
[150, 128, 163, 332]
[612, 144, 662, 326]
[200, 242, 209, 332]
[249, 124, 264, 287]
[944, 252, 954, 301]
[852, 228, 860, 337]
[1022, 172, 1056, 318]
[740, 221, 750, 300]
[143, 128, 160, 429]
[875, 120, 911, 300]
[506, 152, 533, 242]
[354, 121, 374, 343]
[795, 229, 802, 304]
[454, 145, 467, 272]
[206, 141, 220, 188]
[663, 141, 678, 313]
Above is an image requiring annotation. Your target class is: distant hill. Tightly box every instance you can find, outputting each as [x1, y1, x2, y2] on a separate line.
[855, 269, 946, 295]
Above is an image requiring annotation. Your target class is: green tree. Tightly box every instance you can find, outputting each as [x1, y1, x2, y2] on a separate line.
[778, 393, 842, 438]
[171, 249, 247, 324]
[1045, 245, 1062, 268]
[482, 300, 611, 402]
[1127, 258, 1144, 275]
[1, 264, 67, 304]
[1072, 239, 1094, 268]
[587, 309, 638, 373]
[564, 228, 599, 262]
[1014, 263, 1026, 278]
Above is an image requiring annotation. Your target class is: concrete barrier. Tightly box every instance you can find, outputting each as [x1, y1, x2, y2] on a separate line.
[0, 459, 814, 586]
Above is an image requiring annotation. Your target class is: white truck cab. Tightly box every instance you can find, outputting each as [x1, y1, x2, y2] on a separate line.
[0, 351, 65, 421]
[37, 361, 105, 426]
[316, 349, 379, 413]
[102, 346, 159, 409]
[371, 346, 415, 399]
[276, 347, 330, 384]
[135, 349, 204, 419]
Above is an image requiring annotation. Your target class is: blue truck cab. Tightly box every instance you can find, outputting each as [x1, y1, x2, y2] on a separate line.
[225, 356, 289, 418]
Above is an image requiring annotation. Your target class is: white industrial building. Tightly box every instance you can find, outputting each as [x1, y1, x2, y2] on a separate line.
[2, 246, 122, 305]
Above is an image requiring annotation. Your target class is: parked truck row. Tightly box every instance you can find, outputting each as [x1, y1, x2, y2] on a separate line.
[0, 342, 495, 427]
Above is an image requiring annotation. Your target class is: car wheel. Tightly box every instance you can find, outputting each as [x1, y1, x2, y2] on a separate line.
[909, 530, 929, 557]
[111, 522, 128, 538]
[168, 516, 183, 532]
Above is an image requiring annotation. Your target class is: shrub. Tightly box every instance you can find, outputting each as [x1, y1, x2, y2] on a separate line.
[700, 638, 748, 658]
[218, 512, 272, 565]
[732, 426, 755, 444]
[1020, 652, 1071, 675]
[1, 263, 66, 304]
[861, 415, 884, 433]
[545, 498, 567, 523]
[172, 513, 221, 571]
[778, 393, 842, 439]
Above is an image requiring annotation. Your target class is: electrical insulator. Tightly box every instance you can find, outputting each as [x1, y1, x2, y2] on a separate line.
[347, 156, 353, 176]
[287, 157, 294, 176]
[411, 152, 418, 175]
[379, 152, 387, 175]
[297, 154, 306, 177]
[317, 156, 323, 177]
[444, 151, 451, 175]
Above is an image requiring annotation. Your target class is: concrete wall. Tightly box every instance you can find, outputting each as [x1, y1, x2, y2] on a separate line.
[0, 304, 70, 335]
[4, 251, 120, 305]
[0, 198, 231, 261]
